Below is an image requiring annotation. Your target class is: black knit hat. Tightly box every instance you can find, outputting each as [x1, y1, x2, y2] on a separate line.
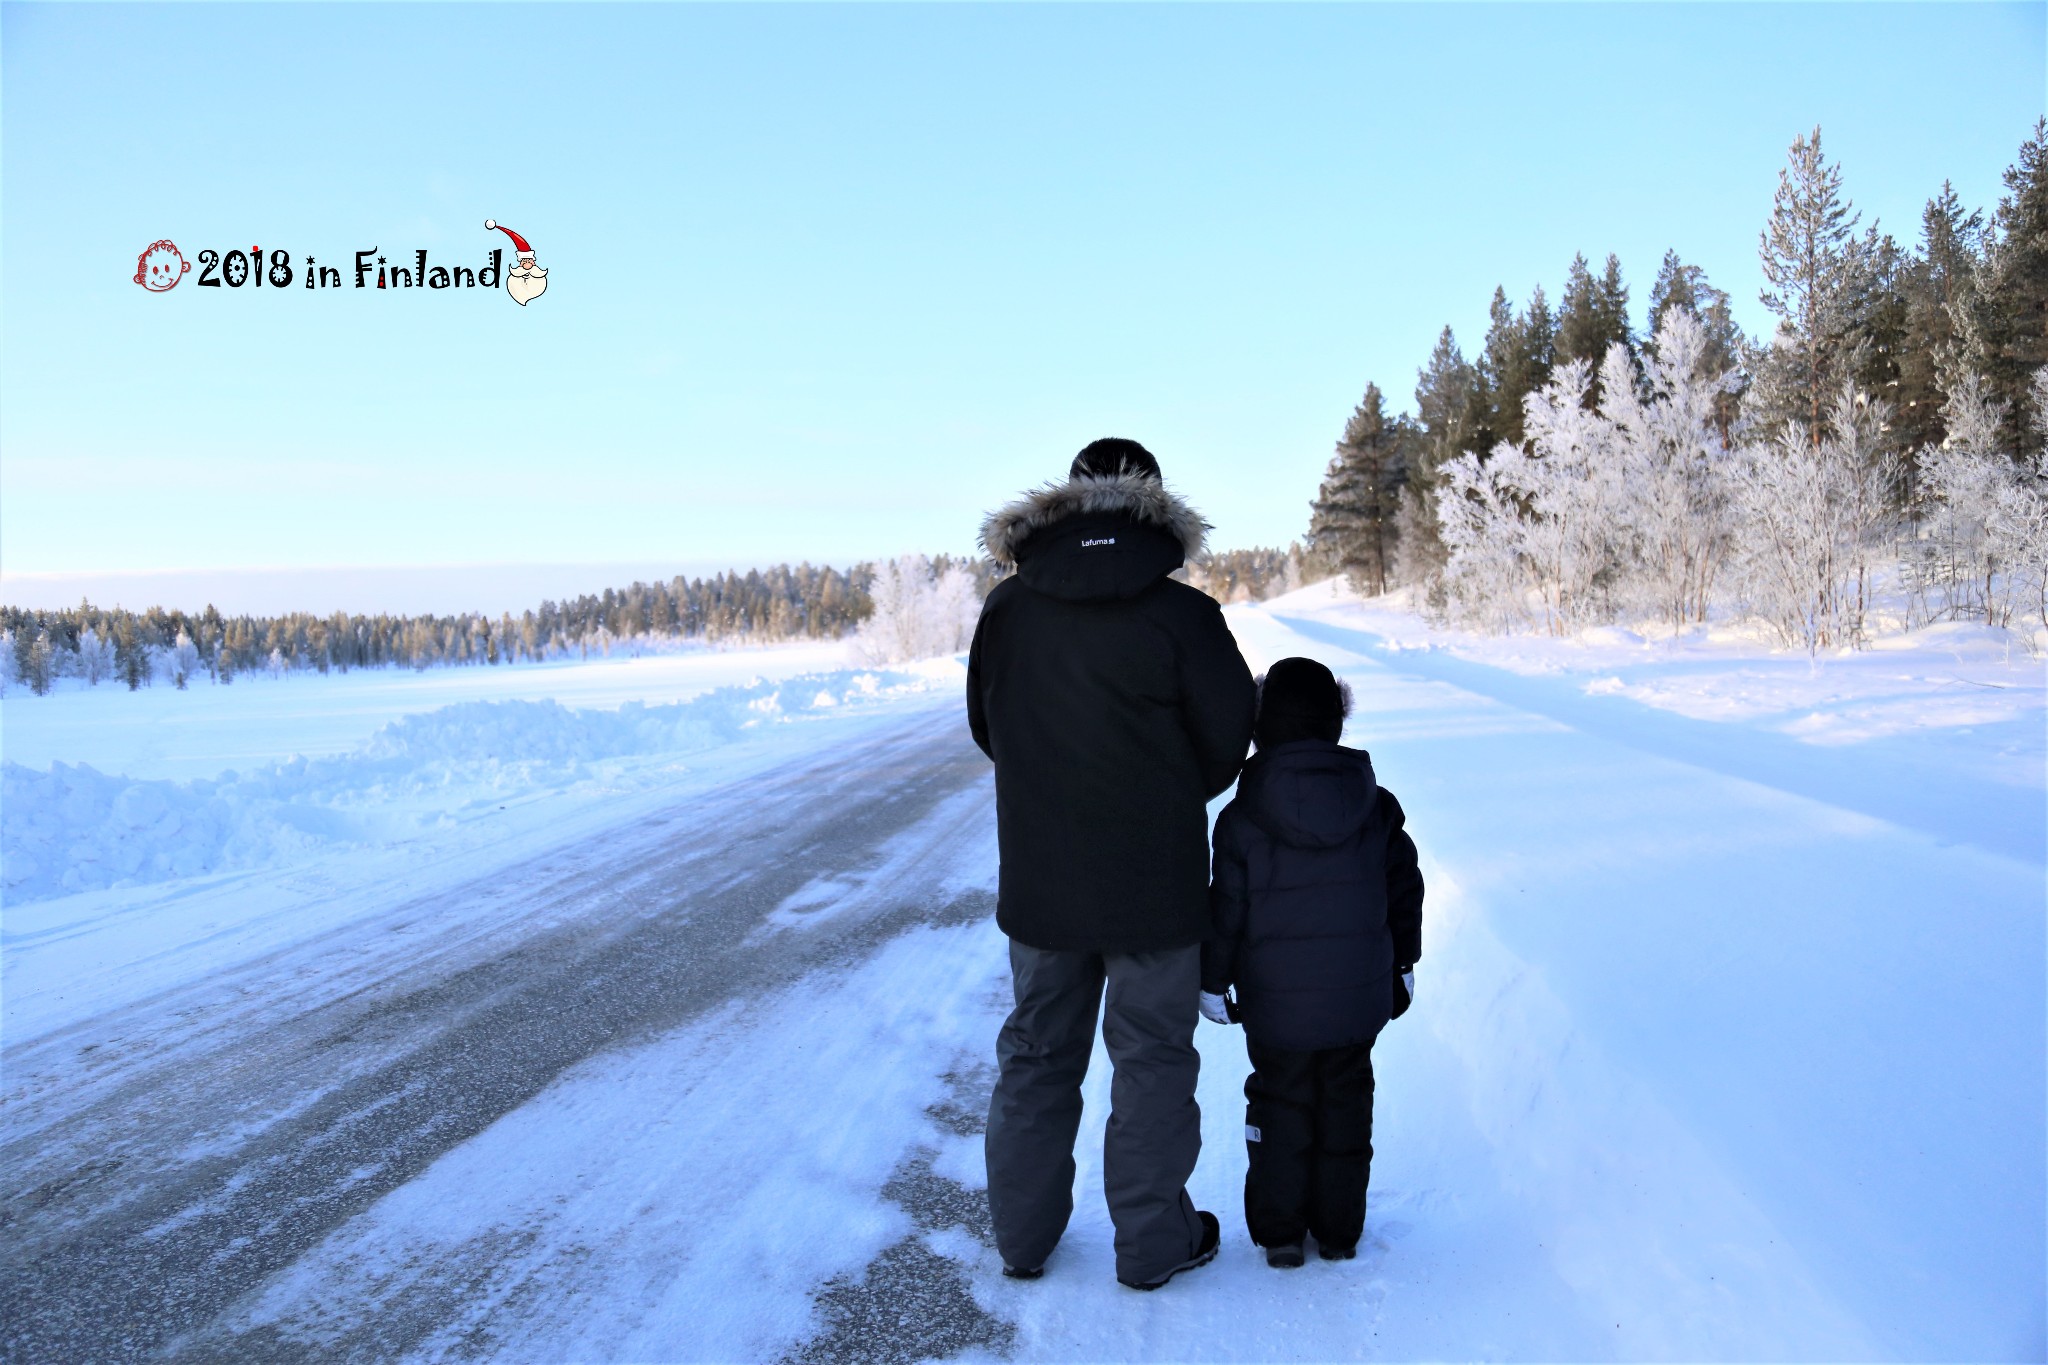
[1254, 657, 1351, 748]
[1070, 437, 1162, 482]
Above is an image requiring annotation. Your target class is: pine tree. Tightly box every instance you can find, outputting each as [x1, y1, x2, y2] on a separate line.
[1555, 253, 1634, 407]
[1310, 383, 1409, 594]
[1477, 285, 1557, 450]
[1756, 126, 1867, 445]
[11, 622, 35, 690]
[26, 631, 55, 695]
[115, 619, 146, 690]
[1398, 328, 1479, 588]
[1894, 183, 1988, 457]
[1969, 118, 2048, 456]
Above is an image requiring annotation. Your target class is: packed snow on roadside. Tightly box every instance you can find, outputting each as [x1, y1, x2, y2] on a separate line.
[1277, 578, 2045, 744]
[0, 638, 859, 782]
[1, 659, 961, 904]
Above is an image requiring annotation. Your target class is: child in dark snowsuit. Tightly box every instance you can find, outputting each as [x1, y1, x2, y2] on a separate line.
[1200, 657, 1424, 1268]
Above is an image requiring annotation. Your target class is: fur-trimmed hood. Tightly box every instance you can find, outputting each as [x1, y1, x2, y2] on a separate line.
[978, 473, 1210, 568]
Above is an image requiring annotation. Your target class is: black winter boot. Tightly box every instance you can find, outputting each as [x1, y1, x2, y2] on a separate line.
[1120, 1211, 1220, 1290]
[1265, 1240, 1306, 1269]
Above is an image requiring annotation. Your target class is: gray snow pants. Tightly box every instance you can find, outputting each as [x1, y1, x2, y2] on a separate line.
[984, 939, 1204, 1283]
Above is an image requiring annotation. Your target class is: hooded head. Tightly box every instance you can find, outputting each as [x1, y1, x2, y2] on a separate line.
[1069, 437, 1163, 482]
[1240, 662, 1374, 848]
[978, 440, 1208, 602]
[1254, 657, 1351, 749]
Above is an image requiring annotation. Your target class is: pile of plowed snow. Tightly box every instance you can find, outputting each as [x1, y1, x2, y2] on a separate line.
[2, 669, 938, 902]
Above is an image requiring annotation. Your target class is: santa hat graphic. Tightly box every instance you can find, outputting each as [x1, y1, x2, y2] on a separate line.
[484, 219, 535, 258]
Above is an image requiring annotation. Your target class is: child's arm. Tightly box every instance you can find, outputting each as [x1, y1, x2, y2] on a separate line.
[1202, 807, 1250, 997]
[1382, 790, 1425, 968]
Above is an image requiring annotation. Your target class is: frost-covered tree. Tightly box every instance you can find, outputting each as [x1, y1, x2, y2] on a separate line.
[77, 627, 114, 686]
[1647, 251, 1746, 446]
[1607, 309, 1744, 627]
[1914, 369, 2048, 628]
[1729, 383, 1897, 654]
[853, 554, 981, 664]
[1436, 447, 1530, 633]
[1439, 355, 1635, 634]
[1511, 356, 1635, 631]
[2008, 368, 2048, 626]
[170, 629, 199, 689]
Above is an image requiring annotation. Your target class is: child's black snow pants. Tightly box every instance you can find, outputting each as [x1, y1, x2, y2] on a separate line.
[1242, 1039, 1375, 1251]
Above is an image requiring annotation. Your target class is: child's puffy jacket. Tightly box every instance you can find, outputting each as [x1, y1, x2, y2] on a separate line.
[1202, 739, 1424, 1052]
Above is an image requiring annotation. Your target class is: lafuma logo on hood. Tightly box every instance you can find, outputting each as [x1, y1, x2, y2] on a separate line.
[1081, 537, 1117, 547]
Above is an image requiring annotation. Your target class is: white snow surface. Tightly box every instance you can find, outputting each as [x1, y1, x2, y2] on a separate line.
[0, 639, 858, 781]
[4, 586, 2042, 1360]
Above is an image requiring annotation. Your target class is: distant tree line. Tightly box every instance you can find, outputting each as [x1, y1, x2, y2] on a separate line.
[0, 557, 1027, 696]
[1182, 547, 1309, 603]
[1306, 121, 2048, 649]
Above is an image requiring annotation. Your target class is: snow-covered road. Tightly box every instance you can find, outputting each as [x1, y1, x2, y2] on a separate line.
[2, 704, 1001, 1361]
[2, 600, 2041, 1362]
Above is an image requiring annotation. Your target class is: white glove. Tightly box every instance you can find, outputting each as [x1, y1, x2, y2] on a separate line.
[1402, 969, 1416, 1002]
[1199, 991, 1232, 1025]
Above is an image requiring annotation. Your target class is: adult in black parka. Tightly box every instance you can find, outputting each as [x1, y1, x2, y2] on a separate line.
[969, 438, 1255, 1291]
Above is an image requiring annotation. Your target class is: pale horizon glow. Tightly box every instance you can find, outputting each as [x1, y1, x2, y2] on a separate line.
[0, 560, 792, 618]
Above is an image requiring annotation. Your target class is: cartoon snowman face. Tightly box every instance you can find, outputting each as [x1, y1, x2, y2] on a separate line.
[135, 241, 191, 292]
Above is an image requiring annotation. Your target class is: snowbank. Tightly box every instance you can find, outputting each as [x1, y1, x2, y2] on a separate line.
[2, 667, 954, 904]
[1256, 579, 2047, 749]
[0, 638, 859, 782]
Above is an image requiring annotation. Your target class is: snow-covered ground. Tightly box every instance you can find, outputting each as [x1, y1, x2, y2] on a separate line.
[3, 587, 2041, 1361]
[0, 638, 857, 781]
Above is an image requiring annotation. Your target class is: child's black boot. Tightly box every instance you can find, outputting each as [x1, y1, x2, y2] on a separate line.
[1265, 1240, 1306, 1269]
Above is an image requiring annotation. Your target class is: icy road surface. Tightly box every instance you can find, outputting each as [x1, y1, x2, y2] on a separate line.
[3, 597, 2042, 1361]
[2, 704, 1003, 1361]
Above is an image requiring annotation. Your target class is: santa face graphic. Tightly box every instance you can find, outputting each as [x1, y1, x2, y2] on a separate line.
[486, 219, 548, 306]
[134, 240, 191, 292]
[507, 253, 548, 306]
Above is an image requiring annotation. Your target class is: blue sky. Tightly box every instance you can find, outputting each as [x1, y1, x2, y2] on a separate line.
[2, 2, 2042, 605]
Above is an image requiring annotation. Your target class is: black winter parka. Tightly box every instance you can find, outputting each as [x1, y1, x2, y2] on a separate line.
[968, 474, 1256, 954]
[1202, 741, 1424, 1052]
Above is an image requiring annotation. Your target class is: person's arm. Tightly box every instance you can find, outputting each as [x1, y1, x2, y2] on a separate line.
[1202, 809, 1249, 996]
[1172, 593, 1256, 799]
[1382, 790, 1424, 968]
[966, 601, 993, 760]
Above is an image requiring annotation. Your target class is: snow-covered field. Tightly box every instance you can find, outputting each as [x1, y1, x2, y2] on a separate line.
[0, 639, 858, 781]
[3, 586, 2041, 1361]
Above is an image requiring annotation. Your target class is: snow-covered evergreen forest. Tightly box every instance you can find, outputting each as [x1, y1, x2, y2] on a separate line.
[0, 562, 917, 695]
[1309, 123, 2048, 652]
